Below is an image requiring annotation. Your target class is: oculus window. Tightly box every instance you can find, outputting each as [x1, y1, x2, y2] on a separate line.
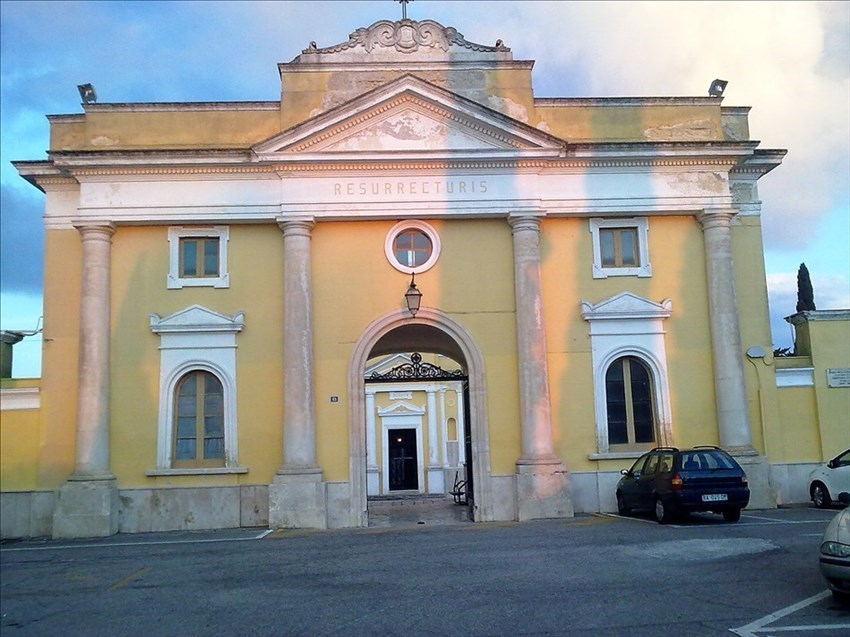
[168, 226, 230, 289]
[385, 221, 441, 274]
[589, 217, 651, 279]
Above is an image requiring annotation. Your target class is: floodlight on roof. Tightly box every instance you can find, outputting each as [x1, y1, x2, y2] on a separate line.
[708, 79, 728, 97]
[77, 83, 97, 104]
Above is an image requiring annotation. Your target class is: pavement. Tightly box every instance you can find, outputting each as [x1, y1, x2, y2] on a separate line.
[2, 506, 849, 636]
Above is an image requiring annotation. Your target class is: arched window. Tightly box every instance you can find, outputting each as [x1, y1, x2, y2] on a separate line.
[173, 370, 225, 468]
[605, 356, 656, 448]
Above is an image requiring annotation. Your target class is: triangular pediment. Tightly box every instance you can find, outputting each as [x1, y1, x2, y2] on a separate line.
[580, 293, 672, 321]
[253, 75, 566, 162]
[377, 401, 426, 417]
[150, 304, 245, 334]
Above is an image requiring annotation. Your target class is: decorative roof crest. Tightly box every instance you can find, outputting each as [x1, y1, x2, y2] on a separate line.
[300, 19, 510, 57]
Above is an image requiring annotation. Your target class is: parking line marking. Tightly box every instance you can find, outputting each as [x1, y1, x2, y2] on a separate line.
[108, 566, 151, 591]
[729, 590, 847, 636]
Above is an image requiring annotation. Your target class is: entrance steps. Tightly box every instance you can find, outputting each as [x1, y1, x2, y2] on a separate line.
[367, 493, 470, 527]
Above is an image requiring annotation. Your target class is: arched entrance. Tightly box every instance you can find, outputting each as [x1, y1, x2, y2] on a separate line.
[348, 308, 493, 527]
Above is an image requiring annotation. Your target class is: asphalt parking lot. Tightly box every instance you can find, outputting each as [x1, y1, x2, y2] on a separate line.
[1, 507, 848, 636]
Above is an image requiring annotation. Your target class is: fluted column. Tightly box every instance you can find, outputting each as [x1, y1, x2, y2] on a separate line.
[696, 209, 754, 453]
[508, 213, 573, 520]
[53, 222, 119, 538]
[269, 217, 326, 529]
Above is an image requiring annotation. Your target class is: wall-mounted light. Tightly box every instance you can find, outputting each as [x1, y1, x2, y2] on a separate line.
[708, 79, 728, 97]
[77, 83, 97, 104]
[404, 273, 422, 316]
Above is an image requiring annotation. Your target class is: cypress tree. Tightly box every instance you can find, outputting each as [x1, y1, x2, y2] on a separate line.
[796, 263, 816, 312]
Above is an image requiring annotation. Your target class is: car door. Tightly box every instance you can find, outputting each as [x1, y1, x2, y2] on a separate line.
[620, 453, 650, 510]
[824, 449, 850, 500]
[635, 452, 661, 510]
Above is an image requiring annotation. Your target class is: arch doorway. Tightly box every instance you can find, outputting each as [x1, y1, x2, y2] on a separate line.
[348, 309, 493, 527]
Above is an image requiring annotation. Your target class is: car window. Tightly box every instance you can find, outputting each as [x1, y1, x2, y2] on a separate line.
[834, 450, 850, 467]
[698, 450, 736, 470]
[644, 453, 660, 475]
[628, 454, 649, 476]
[658, 452, 674, 473]
[681, 452, 702, 470]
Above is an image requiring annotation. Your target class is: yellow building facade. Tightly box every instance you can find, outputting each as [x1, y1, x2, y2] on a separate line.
[3, 18, 848, 538]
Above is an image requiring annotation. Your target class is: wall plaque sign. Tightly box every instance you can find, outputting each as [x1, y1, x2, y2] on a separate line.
[826, 368, 850, 388]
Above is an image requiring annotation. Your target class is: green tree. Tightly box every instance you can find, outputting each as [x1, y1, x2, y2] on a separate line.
[796, 263, 816, 312]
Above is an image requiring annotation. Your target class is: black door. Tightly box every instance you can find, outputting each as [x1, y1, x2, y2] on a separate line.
[388, 429, 418, 490]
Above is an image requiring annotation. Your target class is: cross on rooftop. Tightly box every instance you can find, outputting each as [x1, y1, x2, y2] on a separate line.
[397, 0, 412, 20]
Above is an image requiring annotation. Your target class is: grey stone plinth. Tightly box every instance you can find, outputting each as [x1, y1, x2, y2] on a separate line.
[735, 453, 777, 510]
[53, 478, 119, 539]
[515, 463, 575, 521]
[269, 472, 327, 529]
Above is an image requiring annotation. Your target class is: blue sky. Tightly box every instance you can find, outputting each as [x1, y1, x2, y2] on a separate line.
[1, 0, 848, 377]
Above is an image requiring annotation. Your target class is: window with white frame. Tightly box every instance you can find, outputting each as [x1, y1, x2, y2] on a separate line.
[581, 292, 673, 458]
[148, 305, 246, 475]
[589, 217, 651, 279]
[173, 370, 225, 468]
[385, 220, 441, 274]
[605, 356, 657, 449]
[167, 226, 230, 289]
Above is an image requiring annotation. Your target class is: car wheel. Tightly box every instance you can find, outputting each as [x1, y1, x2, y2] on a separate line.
[722, 508, 741, 522]
[616, 492, 631, 516]
[654, 497, 673, 524]
[811, 482, 832, 508]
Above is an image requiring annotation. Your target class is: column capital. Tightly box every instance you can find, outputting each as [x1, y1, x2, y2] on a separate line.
[277, 216, 315, 235]
[696, 208, 737, 230]
[73, 221, 116, 238]
[507, 211, 546, 233]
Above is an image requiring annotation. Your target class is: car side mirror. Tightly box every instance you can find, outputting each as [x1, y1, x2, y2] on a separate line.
[620, 469, 629, 476]
[827, 460, 836, 469]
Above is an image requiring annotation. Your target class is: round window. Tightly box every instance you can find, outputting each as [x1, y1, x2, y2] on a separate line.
[385, 221, 441, 274]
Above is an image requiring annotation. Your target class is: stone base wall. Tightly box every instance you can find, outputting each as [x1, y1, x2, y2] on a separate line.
[0, 464, 824, 538]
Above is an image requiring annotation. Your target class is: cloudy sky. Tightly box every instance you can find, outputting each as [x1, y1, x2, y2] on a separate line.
[1, 0, 848, 377]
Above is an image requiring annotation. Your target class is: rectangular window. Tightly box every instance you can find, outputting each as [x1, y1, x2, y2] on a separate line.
[167, 227, 230, 289]
[589, 218, 651, 278]
[179, 238, 220, 278]
[599, 228, 638, 268]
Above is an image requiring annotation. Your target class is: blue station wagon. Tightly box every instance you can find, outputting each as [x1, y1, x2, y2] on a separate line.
[616, 446, 750, 524]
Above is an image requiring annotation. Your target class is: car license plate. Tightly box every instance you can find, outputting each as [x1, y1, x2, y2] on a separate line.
[702, 493, 728, 502]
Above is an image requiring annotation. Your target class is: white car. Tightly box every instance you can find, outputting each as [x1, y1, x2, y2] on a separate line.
[819, 494, 850, 603]
[809, 448, 850, 508]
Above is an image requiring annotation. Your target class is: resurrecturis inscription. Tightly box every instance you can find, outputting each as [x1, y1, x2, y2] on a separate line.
[333, 179, 488, 197]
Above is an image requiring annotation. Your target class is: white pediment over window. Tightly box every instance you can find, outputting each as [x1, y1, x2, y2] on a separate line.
[580, 292, 672, 322]
[253, 75, 566, 162]
[150, 304, 245, 334]
[377, 401, 426, 417]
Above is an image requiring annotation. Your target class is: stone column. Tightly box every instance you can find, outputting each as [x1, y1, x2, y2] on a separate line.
[365, 390, 379, 495]
[456, 387, 466, 466]
[697, 209, 774, 508]
[426, 389, 443, 493]
[269, 217, 327, 528]
[508, 213, 573, 520]
[53, 222, 119, 539]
